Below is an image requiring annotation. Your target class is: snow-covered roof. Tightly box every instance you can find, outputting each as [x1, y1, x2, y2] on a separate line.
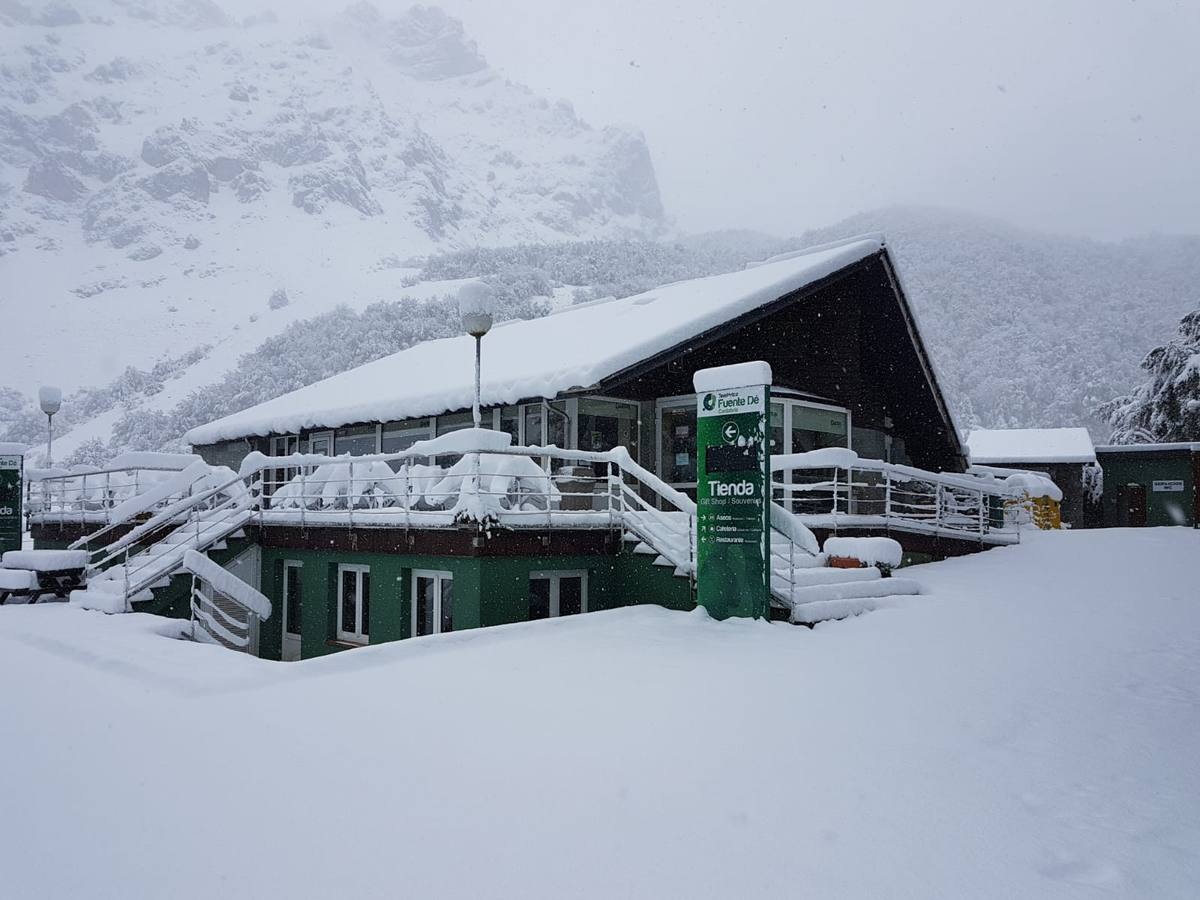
[966, 428, 1097, 465]
[185, 237, 885, 445]
[1095, 442, 1200, 454]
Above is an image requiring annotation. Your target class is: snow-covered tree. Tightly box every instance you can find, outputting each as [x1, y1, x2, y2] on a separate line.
[1102, 307, 1200, 443]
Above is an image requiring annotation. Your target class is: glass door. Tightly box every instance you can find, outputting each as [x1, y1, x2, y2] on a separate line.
[656, 398, 698, 494]
[337, 565, 370, 644]
[281, 561, 302, 661]
[412, 570, 454, 637]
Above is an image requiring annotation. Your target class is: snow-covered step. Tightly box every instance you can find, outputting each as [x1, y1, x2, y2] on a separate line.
[632, 542, 659, 556]
[790, 594, 912, 625]
[783, 576, 920, 607]
[774, 566, 882, 587]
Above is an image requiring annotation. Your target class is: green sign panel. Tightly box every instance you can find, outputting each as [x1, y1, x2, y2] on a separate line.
[695, 381, 770, 619]
[0, 453, 22, 556]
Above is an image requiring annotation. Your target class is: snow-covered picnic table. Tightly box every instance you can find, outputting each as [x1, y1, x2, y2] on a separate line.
[0, 551, 89, 605]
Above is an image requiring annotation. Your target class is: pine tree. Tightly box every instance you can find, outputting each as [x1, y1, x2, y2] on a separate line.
[1102, 307, 1200, 443]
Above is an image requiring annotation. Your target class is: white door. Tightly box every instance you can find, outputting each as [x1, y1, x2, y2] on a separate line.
[281, 561, 302, 661]
[337, 565, 370, 644]
[412, 570, 454, 637]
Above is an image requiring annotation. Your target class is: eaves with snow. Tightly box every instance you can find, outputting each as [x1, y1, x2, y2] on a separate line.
[184, 237, 887, 446]
[966, 427, 1097, 466]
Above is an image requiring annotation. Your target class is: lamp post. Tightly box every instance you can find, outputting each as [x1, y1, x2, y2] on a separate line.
[38, 385, 62, 467]
[457, 282, 495, 429]
[458, 283, 496, 501]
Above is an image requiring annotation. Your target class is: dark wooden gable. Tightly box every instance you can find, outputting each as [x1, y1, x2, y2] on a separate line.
[594, 251, 964, 472]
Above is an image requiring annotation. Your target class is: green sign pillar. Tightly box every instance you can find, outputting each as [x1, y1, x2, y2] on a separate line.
[693, 362, 771, 620]
[0, 445, 24, 556]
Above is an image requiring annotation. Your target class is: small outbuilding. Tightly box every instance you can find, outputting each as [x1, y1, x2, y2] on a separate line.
[966, 427, 1098, 527]
[1094, 443, 1199, 528]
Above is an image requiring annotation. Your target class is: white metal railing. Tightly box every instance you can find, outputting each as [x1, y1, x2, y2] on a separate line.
[771, 452, 1023, 544]
[252, 443, 698, 575]
[69, 438, 1026, 610]
[26, 465, 202, 529]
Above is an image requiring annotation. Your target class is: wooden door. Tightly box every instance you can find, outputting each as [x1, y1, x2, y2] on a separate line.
[1119, 483, 1147, 527]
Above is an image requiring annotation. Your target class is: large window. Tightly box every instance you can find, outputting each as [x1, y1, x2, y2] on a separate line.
[337, 565, 370, 644]
[413, 570, 454, 637]
[267, 435, 300, 497]
[381, 418, 432, 454]
[577, 398, 639, 456]
[528, 571, 588, 619]
[335, 425, 378, 457]
[658, 394, 850, 495]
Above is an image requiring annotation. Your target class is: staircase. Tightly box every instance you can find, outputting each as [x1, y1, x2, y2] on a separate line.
[622, 500, 921, 625]
[70, 469, 255, 614]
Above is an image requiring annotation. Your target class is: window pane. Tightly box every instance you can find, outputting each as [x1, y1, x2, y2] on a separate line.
[559, 576, 583, 616]
[499, 407, 520, 443]
[415, 577, 434, 637]
[578, 399, 639, 455]
[529, 577, 550, 620]
[523, 404, 544, 446]
[285, 568, 301, 636]
[340, 569, 356, 636]
[440, 578, 454, 634]
[436, 412, 474, 435]
[381, 419, 431, 454]
[360, 572, 370, 637]
[335, 425, 378, 457]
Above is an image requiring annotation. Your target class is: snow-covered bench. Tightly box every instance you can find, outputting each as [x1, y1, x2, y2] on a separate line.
[0, 550, 89, 604]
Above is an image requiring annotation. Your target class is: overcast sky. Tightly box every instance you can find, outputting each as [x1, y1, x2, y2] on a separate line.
[321, 1, 1200, 240]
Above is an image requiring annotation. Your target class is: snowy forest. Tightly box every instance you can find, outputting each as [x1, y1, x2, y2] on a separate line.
[3, 207, 1198, 463]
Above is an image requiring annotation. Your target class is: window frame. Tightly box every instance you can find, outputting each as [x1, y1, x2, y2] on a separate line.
[411, 569, 454, 638]
[528, 570, 589, 618]
[282, 560, 303, 638]
[336, 563, 371, 645]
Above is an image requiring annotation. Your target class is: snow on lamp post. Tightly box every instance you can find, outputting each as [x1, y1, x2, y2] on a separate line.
[38, 385, 62, 468]
[458, 281, 495, 429]
[458, 281, 496, 505]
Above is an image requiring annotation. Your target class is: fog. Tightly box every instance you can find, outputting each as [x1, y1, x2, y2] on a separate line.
[327, 0, 1200, 240]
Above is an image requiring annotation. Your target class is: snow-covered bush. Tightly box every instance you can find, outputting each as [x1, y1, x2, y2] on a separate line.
[268, 288, 289, 310]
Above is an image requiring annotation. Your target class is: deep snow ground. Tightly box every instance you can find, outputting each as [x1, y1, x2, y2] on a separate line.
[0, 528, 1197, 898]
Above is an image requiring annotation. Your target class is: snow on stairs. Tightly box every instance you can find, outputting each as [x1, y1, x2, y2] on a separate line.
[623, 521, 922, 625]
[73, 507, 254, 614]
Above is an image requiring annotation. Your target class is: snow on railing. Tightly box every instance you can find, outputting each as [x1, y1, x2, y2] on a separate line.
[185, 549, 270, 652]
[771, 448, 1028, 543]
[26, 463, 208, 529]
[241, 430, 698, 574]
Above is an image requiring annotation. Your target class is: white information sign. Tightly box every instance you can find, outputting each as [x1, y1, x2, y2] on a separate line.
[1152, 480, 1185, 493]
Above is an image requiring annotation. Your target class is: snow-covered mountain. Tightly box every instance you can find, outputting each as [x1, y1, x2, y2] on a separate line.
[0, 0, 666, 398]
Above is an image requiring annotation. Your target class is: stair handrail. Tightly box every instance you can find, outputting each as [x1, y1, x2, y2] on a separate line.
[107, 502, 254, 602]
[68, 461, 215, 552]
[88, 470, 255, 573]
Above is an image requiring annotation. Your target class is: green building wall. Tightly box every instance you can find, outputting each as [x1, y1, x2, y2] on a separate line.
[1098, 451, 1197, 528]
[257, 546, 694, 662]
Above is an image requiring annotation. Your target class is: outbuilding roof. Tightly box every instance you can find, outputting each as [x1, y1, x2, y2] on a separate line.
[966, 427, 1097, 465]
[185, 236, 886, 446]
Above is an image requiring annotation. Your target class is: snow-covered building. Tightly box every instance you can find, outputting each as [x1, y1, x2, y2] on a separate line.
[966, 427, 1097, 527]
[29, 237, 1029, 660]
[186, 236, 963, 478]
[1093, 443, 1199, 528]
